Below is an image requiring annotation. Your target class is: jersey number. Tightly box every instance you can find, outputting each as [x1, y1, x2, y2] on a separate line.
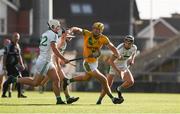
[40, 36, 48, 46]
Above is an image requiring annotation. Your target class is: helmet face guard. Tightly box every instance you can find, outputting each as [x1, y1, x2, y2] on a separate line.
[124, 35, 134, 44]
[48, 19, 61, 30]
[92, 22, 104, 33]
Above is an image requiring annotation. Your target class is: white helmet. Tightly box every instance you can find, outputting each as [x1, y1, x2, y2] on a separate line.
[124, 35, 134, 43]
[47, 19, 60, 29]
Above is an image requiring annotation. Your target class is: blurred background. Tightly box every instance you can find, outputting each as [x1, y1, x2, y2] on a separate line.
[0, 0, 180, 93]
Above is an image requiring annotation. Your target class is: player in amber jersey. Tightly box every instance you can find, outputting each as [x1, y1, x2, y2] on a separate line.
[63, 22, 123, 104]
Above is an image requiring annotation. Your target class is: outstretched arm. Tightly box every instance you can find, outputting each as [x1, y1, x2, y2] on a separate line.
[68, 27, 83, 35]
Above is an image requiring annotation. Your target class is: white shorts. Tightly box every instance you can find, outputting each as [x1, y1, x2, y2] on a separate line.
[109, 63, 129, 75]
[83, 61, 98, 72]
[34, 59, 55, 76]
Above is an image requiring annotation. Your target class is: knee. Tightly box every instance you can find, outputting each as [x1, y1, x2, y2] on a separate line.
[101, 75, 108, 82]
[127, 79, 134, 87]
[32, 81, 40, 87]
[33, 83, 39, 87]
[99, 77, 108, 86]
[53, 79, 60, 85]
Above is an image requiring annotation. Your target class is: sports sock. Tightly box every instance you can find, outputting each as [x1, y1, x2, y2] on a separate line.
[117, 86, 122, 92]
[69, 79, 75, 83]
[65, 95, 70, 100]
[107, 93, 114, 99]
[56, 96, 62, 101]
[97, 97, 103, 102]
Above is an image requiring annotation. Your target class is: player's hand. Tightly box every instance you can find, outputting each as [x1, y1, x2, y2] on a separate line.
[15, 64, 25, 72]
[113, 54, 121, 60]
[61, 58, 70, 64]
[20, 65, 25, 72]
[64, 59, 70, 64]
[128, 59, 134, 66]
[21, 65, 26, 71]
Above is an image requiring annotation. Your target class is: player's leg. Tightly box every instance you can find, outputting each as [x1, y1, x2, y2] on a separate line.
[16, 82, 27, 98]
[117, 69, 134, 98]
[1, 76, 12, 97]
[70, 73, 92, 81]
[2, 74, 12, 98]
[40, 76, 49, 86]
[63, 72, 92, 91]
[8, 83, 12, 97]
[58, 68, 79, 104]
[17, 74, 44, 86]
[96, 74, 114, 104]
[0, 64, 4, 90]
[2, 73, 12, 97]
[16, 74, 27, 98]
[63, 61, 95, 90]
[0, 74, 3, 90]
[47, 67, 65, 104]
[16, 60, 47, 86]
[39, 76, 49, 93]
[1, 65, 17, 98]
[92, 69, 122, 104]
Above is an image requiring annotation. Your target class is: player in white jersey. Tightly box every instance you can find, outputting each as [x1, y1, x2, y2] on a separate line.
[40, 30, 79, 104]
[96, 35, 137, 104]
[12, 19, 69, 104]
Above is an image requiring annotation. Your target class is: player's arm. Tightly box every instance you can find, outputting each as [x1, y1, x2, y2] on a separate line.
[17, 45, 25, 70]
[68, 27, 83, 35]
[51, 42, 69, 64]
[106, 55, 121, 76]
[57, 33, 66, 49]
[106, 42, 121, 59]
[130, 52, 136, 65]
[54, 54, 61, 73]
[106, 42, 122, 74]
[41, 55, 59, 86]
[128, 48, 137, 65]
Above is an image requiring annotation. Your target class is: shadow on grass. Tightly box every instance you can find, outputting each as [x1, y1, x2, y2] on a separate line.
[0, 103, 115, 106]
[0, 103, 55, 106]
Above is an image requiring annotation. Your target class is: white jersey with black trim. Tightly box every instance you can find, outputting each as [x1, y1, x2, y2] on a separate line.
[38, 30, 59, 62]
[114, 43, 137, 65]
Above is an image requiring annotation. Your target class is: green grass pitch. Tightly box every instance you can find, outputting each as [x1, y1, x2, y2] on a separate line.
[0, 91, 180, 114]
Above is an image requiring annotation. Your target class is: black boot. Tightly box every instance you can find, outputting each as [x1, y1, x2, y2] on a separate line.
[8, 92, 12, 98]
[18, 94, 27, 98]
[67, 97, 79, 104]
